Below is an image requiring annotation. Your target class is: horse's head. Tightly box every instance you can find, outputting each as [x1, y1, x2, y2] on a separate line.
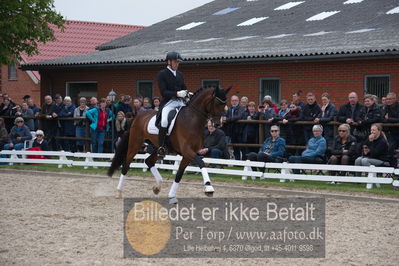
[209, 86, 232, 115]
[188, 86, 232, 119]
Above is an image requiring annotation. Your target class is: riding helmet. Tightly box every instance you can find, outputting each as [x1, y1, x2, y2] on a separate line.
[165, 51, 183, 62]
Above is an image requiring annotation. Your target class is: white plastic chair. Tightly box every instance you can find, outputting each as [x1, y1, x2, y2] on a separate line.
[23, 131, 36, 150]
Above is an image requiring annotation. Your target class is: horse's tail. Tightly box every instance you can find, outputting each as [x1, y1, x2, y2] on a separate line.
[107, 130, 130, 177]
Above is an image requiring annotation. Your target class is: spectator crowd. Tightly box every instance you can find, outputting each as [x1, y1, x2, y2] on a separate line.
[203, 90, 399, 170]
[0, 90, 398, 170]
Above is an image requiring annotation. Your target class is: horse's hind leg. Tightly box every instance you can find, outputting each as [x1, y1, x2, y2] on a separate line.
[116, 136, 143, 198]
[145, 151, 163, 194]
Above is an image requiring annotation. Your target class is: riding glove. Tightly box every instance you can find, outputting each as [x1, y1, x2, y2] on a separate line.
[176, 90, 188, 98]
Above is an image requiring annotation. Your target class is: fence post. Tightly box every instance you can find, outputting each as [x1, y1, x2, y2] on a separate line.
[366, 165, 376, 189]
[172, 160, 179, 175]
[9, 151, 17, 165]
[84, 152, 96, 169]
[280, 162, 290, 182]
[241, 160, 251, 180]
[58, 151, 65, 168]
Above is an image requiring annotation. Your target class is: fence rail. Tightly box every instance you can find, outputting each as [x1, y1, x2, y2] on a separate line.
[2, 115, 399, 155]
[0, 150, 397, 190]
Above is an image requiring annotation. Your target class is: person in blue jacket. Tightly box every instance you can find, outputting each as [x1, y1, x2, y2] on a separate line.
[289, 124, 327, 173]
[4, 117, 32, 150]
[247, 125, 286, 171]
[86, 98, 113, 153]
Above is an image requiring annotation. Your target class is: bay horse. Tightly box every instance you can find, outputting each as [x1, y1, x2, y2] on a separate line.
[107, 86, 231, 203]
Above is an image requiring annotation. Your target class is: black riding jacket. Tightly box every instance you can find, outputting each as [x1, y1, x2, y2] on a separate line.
[157, 68, 187, 106]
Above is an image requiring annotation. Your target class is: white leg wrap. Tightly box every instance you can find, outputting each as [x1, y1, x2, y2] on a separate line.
[150, 166, 163, 184]
[201, 168, 211, 185]
[168, 181, 180, 198]
[117, 174, 126, 190]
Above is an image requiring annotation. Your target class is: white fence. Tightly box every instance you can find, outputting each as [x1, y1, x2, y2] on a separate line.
[0, 150, 397, 190]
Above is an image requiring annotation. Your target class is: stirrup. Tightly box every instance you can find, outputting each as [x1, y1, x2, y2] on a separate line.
[157, 146, 166, 158]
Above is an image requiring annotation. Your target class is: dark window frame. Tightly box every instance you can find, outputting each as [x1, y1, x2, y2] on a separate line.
[364, 75, 390, 99]
[137, 80, 154, 99]
[201, 79, 220, 89]
[65, 81, 98, 103]
[8, 64, 17, 80]
[259, 78, 281, 104]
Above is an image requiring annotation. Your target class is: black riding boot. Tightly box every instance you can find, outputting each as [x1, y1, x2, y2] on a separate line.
[157, 127, 168, 158]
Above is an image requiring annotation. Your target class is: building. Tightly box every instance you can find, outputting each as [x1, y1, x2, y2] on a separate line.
[1, 20, 143, 104]
[22, 0, 399, 106]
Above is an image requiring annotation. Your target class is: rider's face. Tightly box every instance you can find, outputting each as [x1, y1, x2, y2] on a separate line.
[168, 60, 180, 71]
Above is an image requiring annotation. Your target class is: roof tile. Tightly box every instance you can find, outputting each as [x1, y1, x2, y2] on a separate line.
[21, 20, 143, 64]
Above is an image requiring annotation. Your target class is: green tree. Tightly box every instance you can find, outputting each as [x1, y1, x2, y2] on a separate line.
[0, 0, 65, 64]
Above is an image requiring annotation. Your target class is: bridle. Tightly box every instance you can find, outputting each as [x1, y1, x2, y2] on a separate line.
[188, 88, 226, 120]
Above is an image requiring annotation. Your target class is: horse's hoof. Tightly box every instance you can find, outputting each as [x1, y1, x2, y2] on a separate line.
[152, 184, 161, 195]
[205, 191, 214, 197]
[168, 197, 178, 204]
[204, 185, 215, 193]
[115, 190, 122, 199]
[204, 185, 214, 197]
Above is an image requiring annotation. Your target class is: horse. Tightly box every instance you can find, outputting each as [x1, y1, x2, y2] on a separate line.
[107, 86, 231, 203]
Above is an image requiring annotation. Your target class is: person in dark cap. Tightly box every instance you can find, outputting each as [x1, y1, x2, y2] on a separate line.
[4, 117, 32, 150]
[156, 51, 188, 158]
[22, 95, 31, 103]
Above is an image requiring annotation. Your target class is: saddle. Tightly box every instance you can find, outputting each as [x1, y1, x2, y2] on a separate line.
[148, 106, 183, 135]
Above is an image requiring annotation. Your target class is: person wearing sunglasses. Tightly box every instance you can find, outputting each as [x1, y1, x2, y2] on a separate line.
[328, 124, 357, 179]
[32, 130, 49, 151]
[3, 117, 32, 150]
[247, 125, 286, 171]
[329, 124, 357, 166]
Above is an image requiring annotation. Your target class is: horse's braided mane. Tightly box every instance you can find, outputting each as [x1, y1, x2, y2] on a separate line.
[187, 87, 210, 106]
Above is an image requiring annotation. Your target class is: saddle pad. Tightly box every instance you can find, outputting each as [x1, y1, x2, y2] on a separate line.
[147, 108, 181, 135]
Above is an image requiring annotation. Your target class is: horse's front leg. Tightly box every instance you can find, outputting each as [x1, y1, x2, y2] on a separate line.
[193, 154, 214, 197]
[145, 150, 163, 195]
[168, 157, 191, 204]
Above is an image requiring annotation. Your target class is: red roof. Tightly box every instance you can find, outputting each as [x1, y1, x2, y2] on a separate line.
[21, 20, 144, 78]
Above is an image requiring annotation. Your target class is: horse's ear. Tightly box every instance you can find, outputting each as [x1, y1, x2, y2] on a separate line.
[224, 86, 232, 95]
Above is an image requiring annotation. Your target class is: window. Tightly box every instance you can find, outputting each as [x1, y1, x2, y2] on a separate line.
[202, 79, 220, 89]
[365, 75, 390, 99]
[8, 64, 17, 80]
[137, 81, 153, 98]
[237, 17, 268, 26]
[176, 22, 205, 30]
[66, 82, 97, 104]
[213, 7, 240, 15]
[260, 79, 280, 103]
[306, 11, 340, 21]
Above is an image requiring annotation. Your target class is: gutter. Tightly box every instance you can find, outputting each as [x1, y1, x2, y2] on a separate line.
[21, 50, 399, 71]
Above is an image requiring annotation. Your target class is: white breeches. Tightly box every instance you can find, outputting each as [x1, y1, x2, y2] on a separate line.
[161, 99, 185, 128]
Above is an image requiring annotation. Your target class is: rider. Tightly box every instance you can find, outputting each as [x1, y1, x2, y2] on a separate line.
[157, 51, 188, 158]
